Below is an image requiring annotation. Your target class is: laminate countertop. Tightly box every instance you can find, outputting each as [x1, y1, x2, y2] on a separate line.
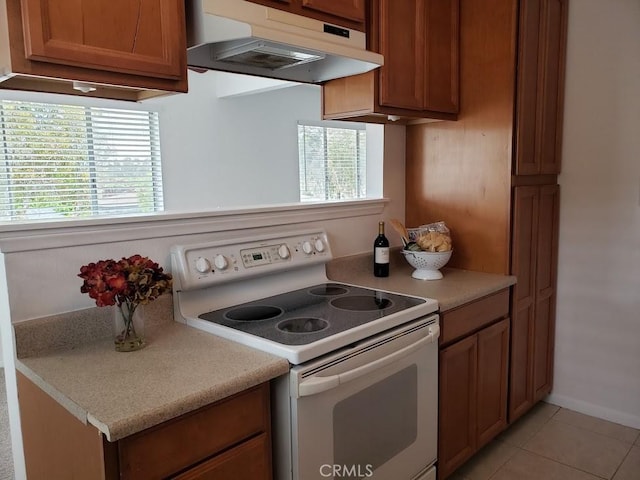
[14, 253, 514, 443]
[14, 297, 289, 442]
[327, 251, 517, 311]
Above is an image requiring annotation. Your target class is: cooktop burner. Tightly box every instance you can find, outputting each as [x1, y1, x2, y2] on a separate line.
[198, 283, 426, 346]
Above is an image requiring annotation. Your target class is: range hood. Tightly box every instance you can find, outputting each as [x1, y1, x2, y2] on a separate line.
[185, 0, 383, 83]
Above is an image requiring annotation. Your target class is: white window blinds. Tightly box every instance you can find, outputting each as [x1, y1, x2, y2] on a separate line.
[298, 123, 366, 202]
[0, 100, 163, 221]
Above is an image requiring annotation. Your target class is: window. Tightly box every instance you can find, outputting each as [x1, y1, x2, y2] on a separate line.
[0, 100, 163, 221]
[298, 122, 366, 202]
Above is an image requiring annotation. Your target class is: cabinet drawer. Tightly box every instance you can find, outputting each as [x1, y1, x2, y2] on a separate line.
[172, 433, 271, 480]
[119, 383, 270, 480]
[440, 289, 510, 346]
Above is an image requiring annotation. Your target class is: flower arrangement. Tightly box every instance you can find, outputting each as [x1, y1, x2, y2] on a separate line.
[78, 255, 172, 351]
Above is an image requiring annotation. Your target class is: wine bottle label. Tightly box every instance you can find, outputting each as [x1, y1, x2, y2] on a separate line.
[375, 247, 390, 264]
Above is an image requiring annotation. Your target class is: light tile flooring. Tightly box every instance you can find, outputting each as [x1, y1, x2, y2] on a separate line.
[449, 402, 640, 480]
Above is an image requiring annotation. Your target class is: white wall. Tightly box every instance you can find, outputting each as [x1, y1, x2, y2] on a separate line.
[151, 71, 314, 209]
[549, 0, 640, 428]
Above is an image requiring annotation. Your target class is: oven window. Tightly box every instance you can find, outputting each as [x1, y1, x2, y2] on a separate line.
[333, 365, 417, 473]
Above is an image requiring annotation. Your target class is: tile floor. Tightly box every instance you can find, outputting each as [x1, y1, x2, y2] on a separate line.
[448, 402, 640, 480]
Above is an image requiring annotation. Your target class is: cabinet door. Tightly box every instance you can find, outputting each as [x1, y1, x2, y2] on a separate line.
[532, 184, 559, 400]
[514, 0, 568, 175]
[509, 185, 559, 421]
[301, 0, 365, 23]
[537, 0, 567, 174]
[439, 335, 477, 479]
[378, 0, 426, 110]
[378, 0, 458, 113]
[20, 0, 185, 79]
[509, 186, 538, 421]
[476, 318, 510, 448]
[423, 0, 459, 113]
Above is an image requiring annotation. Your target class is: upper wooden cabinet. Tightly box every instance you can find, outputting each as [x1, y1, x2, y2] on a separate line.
[514, 0, 568, 175]
[0, 0, 188, 101]
[247, 0, 366, 30]
[322, 0, 459, 123]
[301, 0, 365, 23]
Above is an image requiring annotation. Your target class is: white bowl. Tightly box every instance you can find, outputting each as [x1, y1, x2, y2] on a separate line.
[401, 250, 452, 280]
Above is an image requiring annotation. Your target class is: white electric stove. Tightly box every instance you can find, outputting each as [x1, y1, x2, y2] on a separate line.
[171, 229, 440, 480]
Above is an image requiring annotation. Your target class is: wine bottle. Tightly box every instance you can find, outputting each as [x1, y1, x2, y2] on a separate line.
[373, 221, 390, 277]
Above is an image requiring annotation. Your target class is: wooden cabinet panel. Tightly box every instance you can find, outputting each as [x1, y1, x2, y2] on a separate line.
[1, 0, 187, 100]
[476, 318, 510, 448]
[119, 383, 270, 480]
[440, 289, 510, 346]
[423, 0, 459, 113]
[439, 310, 510, 479]
[322, 0, 459, 122]
[509, 184, 559, 421]
[248, 0, 364, 29]
[538, 0, 567, 174]
[17, 371, 109, 480]
[514, 0, 568, 175]
[514, 0, 542, 176]
[20, 0, 184, 79]
[378, 0, 425, 110]
[439, 335, 478, 479]
[532, 184, 559, 400]
[301, 0, 365, 22]
[509, 304, 534, 420]
[173, 433, 271, 480]
[19, 371, 273, 479]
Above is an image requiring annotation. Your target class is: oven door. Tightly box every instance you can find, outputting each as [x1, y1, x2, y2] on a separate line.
[288, 316, 439, 480]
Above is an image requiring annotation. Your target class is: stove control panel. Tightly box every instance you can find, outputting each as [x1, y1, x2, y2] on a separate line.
[171, 230, 332, 291]
[240, 244, 289, 268]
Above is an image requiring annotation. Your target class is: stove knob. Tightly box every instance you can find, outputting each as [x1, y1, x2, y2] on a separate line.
[314, 238, 326, 252]
[195, 257, 211, 273]
[214, 254, 229, 271]
[302, 241, 314, 255]
[278, 244, 291, 259]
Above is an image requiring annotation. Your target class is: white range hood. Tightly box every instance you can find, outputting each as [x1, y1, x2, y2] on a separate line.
[185, 0, 383, 83]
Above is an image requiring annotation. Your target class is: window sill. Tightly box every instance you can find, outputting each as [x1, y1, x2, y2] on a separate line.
[0, 199, 388, 253]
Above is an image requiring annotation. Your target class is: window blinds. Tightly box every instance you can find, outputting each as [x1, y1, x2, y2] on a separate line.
[298, 123, 366, 202]
[0, 100, 163, 221]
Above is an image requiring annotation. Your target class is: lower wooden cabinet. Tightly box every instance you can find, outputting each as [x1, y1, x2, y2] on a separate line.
[438, 291, 510, 479]
[172, 433, 271, 480]
[17, 372, 273, 480]
[509, 184, 559, 422]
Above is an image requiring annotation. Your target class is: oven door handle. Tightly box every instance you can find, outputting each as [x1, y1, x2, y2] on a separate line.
[297, 324, 440, 397]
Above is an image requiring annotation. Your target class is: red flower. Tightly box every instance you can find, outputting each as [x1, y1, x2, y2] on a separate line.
[78, 255, 172, 309]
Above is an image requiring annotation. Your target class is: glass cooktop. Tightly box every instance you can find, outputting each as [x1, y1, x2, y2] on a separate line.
[198, 283, 426, 346]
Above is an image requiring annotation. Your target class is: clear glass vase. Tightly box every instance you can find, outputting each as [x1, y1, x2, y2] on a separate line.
[114, 302, 146, 352]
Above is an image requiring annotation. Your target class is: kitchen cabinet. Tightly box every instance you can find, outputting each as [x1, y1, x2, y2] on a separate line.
[406, 0, 566, 430]
[0, 0, 188, 101]
[322, 0, 459, 123]
[247, 0, 366, 30]
[510, 184, 559, 421]
[438, 290, 510, 479]
[514, 0, 567, 175]
[17, 372, 273, 479]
